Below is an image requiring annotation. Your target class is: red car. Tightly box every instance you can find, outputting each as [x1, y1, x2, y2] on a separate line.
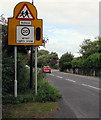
[43, 66, 52, 73]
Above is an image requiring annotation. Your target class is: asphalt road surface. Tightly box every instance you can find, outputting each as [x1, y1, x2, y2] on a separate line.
[46, 70, 100, 119]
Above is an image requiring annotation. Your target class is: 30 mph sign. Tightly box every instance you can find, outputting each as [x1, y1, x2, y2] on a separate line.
[16, 26, 34, 43]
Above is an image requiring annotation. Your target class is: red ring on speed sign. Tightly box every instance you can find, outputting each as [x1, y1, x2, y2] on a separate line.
[21, 27, 30, 36]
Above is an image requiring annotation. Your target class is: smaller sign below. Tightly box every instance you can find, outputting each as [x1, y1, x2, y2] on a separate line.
[20, 21, 32, 25]
[16, 26, 34, 43]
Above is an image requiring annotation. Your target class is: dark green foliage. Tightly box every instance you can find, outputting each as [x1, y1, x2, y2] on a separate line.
[37, 50, 58, 68]
[59, 52, 73, 71]
[71, 38, 101, 76]
[3, 69, 62, 104]
[38, 49, 49, 57]
[79, 39, 100, 58]
[36, 79, 62, 102]
[49, 52, 58, 68]
[3, 90, 35, 104]
[2, 55, 14, 95]
[17, 53, 30, 93]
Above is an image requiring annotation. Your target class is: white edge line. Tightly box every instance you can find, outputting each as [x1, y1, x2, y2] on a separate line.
[56, 76, 63, 79]
[49, 74, 55, 76]
[87, 85, 101, 90]
[82, 84, 88, 86]
[82, 84, 101, 90]
[66, 79, 76, 83]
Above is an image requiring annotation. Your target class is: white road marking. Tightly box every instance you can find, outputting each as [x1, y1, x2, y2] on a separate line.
[66, 79, 76, 83]
[82, 84, 88, 86]
[82, 84, 101, 90]
[49, 74, 55, 76]
[56, 76, 63, 79]
[87, 85, 101, 90]
[49, 73, 100, 91]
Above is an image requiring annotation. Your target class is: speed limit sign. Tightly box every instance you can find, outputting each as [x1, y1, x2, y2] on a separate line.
[16, 26, 34, 43]
[21, 27, 30, 36]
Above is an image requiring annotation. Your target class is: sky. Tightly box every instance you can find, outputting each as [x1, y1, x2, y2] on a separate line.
[0, 0, 100, 58]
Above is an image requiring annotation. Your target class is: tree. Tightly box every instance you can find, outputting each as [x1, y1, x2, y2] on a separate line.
[59, 52, 74, 71]
[49, 52, 58, 68]
[0, 14, 7, 25]
[38, 49, 49, 57]
[37, 50, 59, 68]
[71, 38, 101, 76]
[79, 39, 99, 58]
[86, 53, 101, 69]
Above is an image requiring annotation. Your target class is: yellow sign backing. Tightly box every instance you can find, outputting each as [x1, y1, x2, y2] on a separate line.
[8, 2, 43, 46]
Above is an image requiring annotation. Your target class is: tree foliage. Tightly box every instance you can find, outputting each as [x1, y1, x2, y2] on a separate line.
[71, 38, 101, 76]
[37, 50, 58, 68]
[59, 52, 73, 71]
[79, 39, 100, 58]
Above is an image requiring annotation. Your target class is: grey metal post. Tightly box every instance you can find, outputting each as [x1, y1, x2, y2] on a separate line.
[14, 46, 17, 97]
[32, 0, 37, 95]
[30, 46, 33, 88]
[35, 46, 37, 95]
[32, 0, 34, 5]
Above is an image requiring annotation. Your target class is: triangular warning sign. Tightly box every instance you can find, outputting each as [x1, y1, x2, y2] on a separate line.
[16, 4, 35, 20]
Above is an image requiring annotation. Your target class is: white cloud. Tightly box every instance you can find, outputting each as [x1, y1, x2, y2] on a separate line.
[41, 26, 95, 58]
[36, 2, 99, 36]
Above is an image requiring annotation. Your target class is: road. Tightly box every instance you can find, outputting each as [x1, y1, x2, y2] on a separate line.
[46, 70, 100, 118]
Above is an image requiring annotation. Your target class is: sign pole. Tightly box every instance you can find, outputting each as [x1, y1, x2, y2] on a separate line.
[14, 46, 17, 97]
[29, 0, 34, 89]
[32, 0, 37, 95]
[35, 46, 38, 95]
[30, 46, 33, 88]
[32, 0, 34, 5]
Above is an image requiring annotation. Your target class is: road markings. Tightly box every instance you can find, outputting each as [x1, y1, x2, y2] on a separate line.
[49, 74, 55, 76]
[82, 84, 88, 86]
[87, 85, 101, 90]
[66, 79, 76, 83]
[56, 76, 63, 79]
[49, 74, 100, 91]
[82, 84, 101, 90]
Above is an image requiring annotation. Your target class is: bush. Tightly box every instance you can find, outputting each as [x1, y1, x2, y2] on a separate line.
[2, 55, 14, 95]
[17, 53, 30, 93]
[35, 79, 62, 102]
[59, 52, 73, 72]
[3, 90, 35, 104]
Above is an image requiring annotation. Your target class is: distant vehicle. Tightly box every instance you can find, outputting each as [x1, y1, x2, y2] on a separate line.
[43, 66, 52, 73]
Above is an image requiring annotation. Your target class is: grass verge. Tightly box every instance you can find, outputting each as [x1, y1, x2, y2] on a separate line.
[3, 102, 58, 118]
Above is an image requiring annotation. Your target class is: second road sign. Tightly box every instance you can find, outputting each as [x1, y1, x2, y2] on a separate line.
[16, 26, 34, 43]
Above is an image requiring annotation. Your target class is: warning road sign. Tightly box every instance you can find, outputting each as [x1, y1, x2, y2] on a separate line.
[16, 4, 35, 20]
[16, 26, 34, 43]
[8, 2, 43, 46]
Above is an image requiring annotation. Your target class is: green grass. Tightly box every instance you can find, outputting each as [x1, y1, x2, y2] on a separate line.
[3, 102, 58, 118]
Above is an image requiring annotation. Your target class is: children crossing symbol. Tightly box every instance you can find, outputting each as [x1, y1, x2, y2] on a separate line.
[16, 4, 35, 19]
